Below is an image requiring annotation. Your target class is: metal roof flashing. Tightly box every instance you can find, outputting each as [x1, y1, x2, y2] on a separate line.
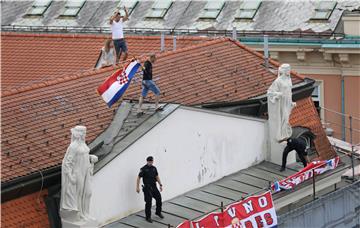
[93, 102, 179, 173]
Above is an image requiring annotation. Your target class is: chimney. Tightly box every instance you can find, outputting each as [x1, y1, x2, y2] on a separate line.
[264, 35, 269, 68]
[161, 32, 165, 52]
[232, 26, 237, 40]
[173, 35, 177, 51]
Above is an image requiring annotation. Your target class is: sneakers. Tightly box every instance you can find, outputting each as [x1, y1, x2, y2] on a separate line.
[155, 212, 164, 219]
[146, 213, 164, 222]
[279, 167, 286, 172]
[155, 106, 164, 112]
[136, 111, 144, 117]
[146, 218, 153, 223]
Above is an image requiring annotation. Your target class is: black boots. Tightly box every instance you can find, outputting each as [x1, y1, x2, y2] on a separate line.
[156, 212, 164, 219]
[146, 218, 153, 223]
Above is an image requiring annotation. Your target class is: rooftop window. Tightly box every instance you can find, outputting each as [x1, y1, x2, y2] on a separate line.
[199, 1, 224, 19]
[26, 0, 52, 16]
[117, 0, 138, 15]
[60, 0, 86, 17]
[311, 1, 337, 20]
[199, 1, 225, 19]
[235, 0, 261, 19]
[146, 0, 173, 19]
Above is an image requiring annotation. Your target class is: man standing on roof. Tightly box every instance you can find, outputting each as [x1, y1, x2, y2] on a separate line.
[136, 156, 164, 223]
[137, 54, 162, 115]
[279, 137, 310, 172]
[110, 7, 129, 63]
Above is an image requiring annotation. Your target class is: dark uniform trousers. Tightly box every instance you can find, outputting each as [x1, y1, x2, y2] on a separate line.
[281, 138, 308, 168]
[143, 184, 162, 219]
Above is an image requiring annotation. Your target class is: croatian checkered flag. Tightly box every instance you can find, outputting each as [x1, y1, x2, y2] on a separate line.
[117, 69, 129, 85]
[97, 59, 141, 107]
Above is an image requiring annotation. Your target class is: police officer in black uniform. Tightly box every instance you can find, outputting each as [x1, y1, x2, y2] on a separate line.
[136, 156, 164, 223]
[279, 137, 310, 172]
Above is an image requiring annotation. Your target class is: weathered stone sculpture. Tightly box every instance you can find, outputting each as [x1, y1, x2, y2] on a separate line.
[267, 63, 296, 141]
[267, 64, 296, 165]
[60, 126, 98, 227]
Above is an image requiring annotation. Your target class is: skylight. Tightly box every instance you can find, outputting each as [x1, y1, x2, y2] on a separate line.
[60, 0, 86, 17]
[311, 1, 337, 20]
[199, 0, 225, 19]
[117, 0, 138, 15]
[235, 0, 262, 19]
[146, 0, 173, 19]
[26, 0, 52, 16]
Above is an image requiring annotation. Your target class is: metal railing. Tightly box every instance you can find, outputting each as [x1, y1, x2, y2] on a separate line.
[319, 106, 360, 182]
[1, 24, 345, 39]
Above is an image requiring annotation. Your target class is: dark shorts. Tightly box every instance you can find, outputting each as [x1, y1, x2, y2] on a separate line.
[142, 80, 160, 97]
[113, 39, 128, 56]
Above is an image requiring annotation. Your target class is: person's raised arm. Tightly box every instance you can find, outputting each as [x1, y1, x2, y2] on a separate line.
[123, 6, 129, 22]
[109, 15, 115, 24]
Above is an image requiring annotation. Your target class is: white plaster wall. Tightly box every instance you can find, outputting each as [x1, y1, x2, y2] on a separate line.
[90, 108, 267, 225]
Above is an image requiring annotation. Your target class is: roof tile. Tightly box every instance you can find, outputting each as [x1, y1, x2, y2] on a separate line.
[1, 190, 49, 228]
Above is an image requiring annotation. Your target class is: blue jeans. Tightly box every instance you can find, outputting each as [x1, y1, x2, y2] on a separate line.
[113, 39, 127, 58]
[142, 80, 160, 97]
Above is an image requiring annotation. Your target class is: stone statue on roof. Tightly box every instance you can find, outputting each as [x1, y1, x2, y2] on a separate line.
[60, 125, 98, 226]
[267, 63, 296, 141]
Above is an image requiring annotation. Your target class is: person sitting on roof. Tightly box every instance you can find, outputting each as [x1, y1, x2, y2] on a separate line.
[109, 7, 129, 63]
[137, 54, 162, 116]
[97, 39, 116, 69]
[279, 137, 310, 172]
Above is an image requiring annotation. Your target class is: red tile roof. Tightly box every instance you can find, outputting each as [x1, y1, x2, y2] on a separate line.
[1, 67, 118, 182]
[1, 37, 331, 184]
[1, 190, 49, 228]
[1, 32, 211, 93]
[124, 38, 304, 105]
[290, 97, 336, 160]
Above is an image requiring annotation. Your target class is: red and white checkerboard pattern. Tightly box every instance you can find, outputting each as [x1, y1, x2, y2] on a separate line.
[117, 71, 129, 85]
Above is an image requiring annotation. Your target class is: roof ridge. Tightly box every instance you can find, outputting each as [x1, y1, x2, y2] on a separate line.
[1, 32, 110, 39]
[156, 37, 230, 59]
[230, 39, 305, 80]
[1, 32, 212, 41]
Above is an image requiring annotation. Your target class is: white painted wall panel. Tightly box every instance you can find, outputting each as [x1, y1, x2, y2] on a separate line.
[90, 108, 267, 225]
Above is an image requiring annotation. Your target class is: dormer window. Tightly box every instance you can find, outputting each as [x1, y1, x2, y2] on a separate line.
[60, 0, 86, 17]
[117, 0, 138, 16]
[311, 1, 337, 20]
[199, 1, 225, 19]
[235, 0, 261, 20]
[26, 0, 52, 16]
[146, 0, 173, 19]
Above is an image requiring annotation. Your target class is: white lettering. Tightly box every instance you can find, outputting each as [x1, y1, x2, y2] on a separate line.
[258, 196, 268, 208]
[227, 207, 236, 218]
[195, 223, 203, 228]
[214, 215, 220, 226]
[243, 200, 254, 214]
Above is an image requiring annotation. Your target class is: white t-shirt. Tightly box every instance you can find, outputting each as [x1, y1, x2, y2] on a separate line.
[111, 18, 124, 39]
